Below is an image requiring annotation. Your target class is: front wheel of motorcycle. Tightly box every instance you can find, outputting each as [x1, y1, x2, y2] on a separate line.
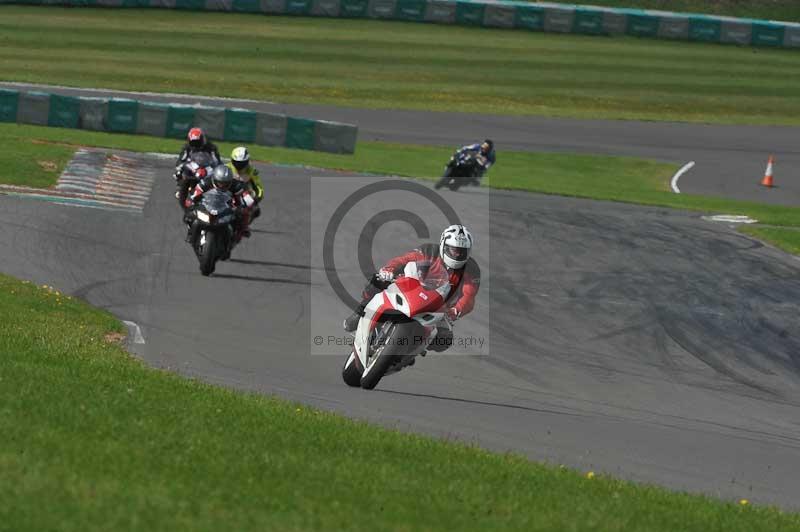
[342, 352, 363, 387]
[360, 321, 423, 390]
[199, 230, 217, 276]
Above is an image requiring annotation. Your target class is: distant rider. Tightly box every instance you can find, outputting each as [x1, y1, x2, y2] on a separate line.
[173, 128, 223, 205]
[184, 165, 255, 242]
[343, 224, 480, 352]
[174, 128, 221, 169]
[226, 146, 264, 220]
[443, 139, 496, 183]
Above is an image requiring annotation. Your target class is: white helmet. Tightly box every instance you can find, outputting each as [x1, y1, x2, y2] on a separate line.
[439, 224, 473, 269]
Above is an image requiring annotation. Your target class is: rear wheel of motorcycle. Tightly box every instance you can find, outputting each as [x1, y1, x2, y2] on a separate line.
[359, 321, 422, 390]
[199, 231, 217, 276]
[342, 352, 363, 387]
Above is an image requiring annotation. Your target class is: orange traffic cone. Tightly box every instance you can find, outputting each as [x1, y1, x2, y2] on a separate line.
[761, 155, 775, 187]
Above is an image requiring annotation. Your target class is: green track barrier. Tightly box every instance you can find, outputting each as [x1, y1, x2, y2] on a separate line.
[395, 0, 424, 21]
[627, 12, 659, 38]
[107, 98, 139, 133]
[339, 0, 369, 18]
[78, 97, 108, 131]
[166, 105, 196, 139]
[286, 0, 311, 14]
[483, 3, 514, 28]
[573, 7, 604, 35]
[720, 19, 751, 45]
[194, 105, 225, 140]
[0, 89, 19, 123]
[425, 0, 455, 24]
[455, 1, 483, 26]
[752, 22, 785, 47]
[260, 0, 285, 14]
[5, 90, 357, 153]
[18, 92, 50, 126]
[48, 93, 80, 129]
[657, 14, 689, 39]
[543, 5, 572, 33]
[176, 0, 205, 9]
[224, 108, 257, 143]
[136, 101, 168, 137]
[232, 0, 259, 12]
[285, 117, 316, 150]
[514, 4, 544, 31]
[340, 0, 367, 17]
[688, 15, 721, 42]
[312, 0, 341, 17]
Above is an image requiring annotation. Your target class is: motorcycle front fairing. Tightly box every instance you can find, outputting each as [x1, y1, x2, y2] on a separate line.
[353, 261, 451, 370]
[191, 188, 236, 248]
[196, 189, 235, 223]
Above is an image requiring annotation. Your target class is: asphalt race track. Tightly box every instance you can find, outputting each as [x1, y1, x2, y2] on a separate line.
[5, 82, 800, 206]
[2, 153, 800, 508]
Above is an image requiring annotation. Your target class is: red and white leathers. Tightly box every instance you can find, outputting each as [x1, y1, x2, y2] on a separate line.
[363, 243, 480, 319]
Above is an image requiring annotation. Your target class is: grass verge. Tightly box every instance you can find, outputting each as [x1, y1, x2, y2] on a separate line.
[543, 0, 800, 22]
[2, 6, 800, 125]
[740, 225, 800, 255]
[2, 272, 800, 530]
[0, 134, 75, 188]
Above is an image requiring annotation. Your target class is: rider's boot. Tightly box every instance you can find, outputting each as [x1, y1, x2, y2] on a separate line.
[240, 209, 252, 238]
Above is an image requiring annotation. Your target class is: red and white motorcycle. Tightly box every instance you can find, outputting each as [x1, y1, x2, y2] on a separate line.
[342, 261, 453, 390]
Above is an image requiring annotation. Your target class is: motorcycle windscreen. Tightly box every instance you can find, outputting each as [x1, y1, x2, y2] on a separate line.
[201, 188, 234, 216]
[404, 261, 451, 299]
[190, 151, 213, 167]
[394, 271, 449, 317]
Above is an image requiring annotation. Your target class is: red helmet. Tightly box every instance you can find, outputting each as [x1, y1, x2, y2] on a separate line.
[187, 127, 206, 148]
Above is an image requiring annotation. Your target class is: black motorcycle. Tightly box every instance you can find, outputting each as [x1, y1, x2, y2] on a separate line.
[175, 152, 216, 208]
[434, 152, 485, 191]
[187, 188, 239, 276]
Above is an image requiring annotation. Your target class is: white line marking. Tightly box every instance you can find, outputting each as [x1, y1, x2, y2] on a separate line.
[671, 161, 695, 194]
[702, 215, 759, 224]
[147, 152, 179, 160]
[123, 321, 146, 344]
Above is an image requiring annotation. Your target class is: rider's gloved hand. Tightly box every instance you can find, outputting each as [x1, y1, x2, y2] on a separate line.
[377, 268, 394, 283]
[183, 198, 193, 209]
[446, 307, 461, 322]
